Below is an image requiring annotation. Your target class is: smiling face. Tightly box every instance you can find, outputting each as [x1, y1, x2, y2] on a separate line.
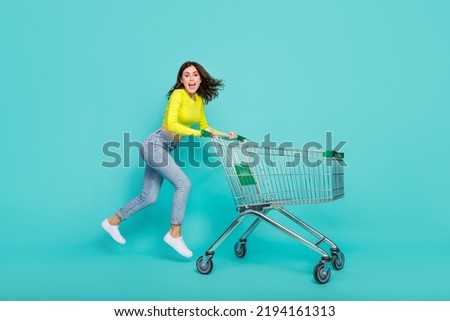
[180, 65, 202, 97]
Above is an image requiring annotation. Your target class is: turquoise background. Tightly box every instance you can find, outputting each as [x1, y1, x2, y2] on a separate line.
[1, 0, 449, 300]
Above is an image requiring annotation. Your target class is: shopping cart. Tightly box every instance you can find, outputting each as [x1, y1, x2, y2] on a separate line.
[196, 132, 346, 284]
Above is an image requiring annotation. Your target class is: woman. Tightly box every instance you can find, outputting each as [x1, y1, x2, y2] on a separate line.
[101, 61, 237, 258]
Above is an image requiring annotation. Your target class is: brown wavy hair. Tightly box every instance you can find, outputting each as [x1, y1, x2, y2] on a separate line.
[167, 61, 224, 104]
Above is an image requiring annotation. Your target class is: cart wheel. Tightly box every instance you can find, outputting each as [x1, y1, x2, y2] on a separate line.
[234, 242, 247, 258]
[313, 262, 331, 284]
[331, 251, 345, 270]
[196, 256, 213, 275]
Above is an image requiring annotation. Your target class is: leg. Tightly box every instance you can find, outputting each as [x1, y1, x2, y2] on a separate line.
[102, 163, 163, 244]
[116, 164, 163, 220]
[156, 155, 191, 228]
[149, 149, 193, 258]
[139, 135, 191, 229]
[169, 224, 182, 238]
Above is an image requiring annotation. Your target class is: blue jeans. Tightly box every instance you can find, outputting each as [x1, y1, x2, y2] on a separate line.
[117, 129, 191, 225]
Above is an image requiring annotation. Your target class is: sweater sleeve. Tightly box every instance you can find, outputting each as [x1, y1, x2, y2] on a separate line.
[165, 91, 202, 137]
[198, 104, 209, 131]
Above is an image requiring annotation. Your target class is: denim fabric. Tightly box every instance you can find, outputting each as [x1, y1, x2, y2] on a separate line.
[117, 130, 191, 225]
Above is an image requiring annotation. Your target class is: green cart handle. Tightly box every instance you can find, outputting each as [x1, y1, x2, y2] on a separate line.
[201, 130, 247, 142]
[323, 150, 345, 159]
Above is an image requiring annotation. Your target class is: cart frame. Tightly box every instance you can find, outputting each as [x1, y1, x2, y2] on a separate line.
[196, 135, 346, 284]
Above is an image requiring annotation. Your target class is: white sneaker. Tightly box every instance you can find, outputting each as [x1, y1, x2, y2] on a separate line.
[101, 219, 126, 244]
[163, 232, 193, 258]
